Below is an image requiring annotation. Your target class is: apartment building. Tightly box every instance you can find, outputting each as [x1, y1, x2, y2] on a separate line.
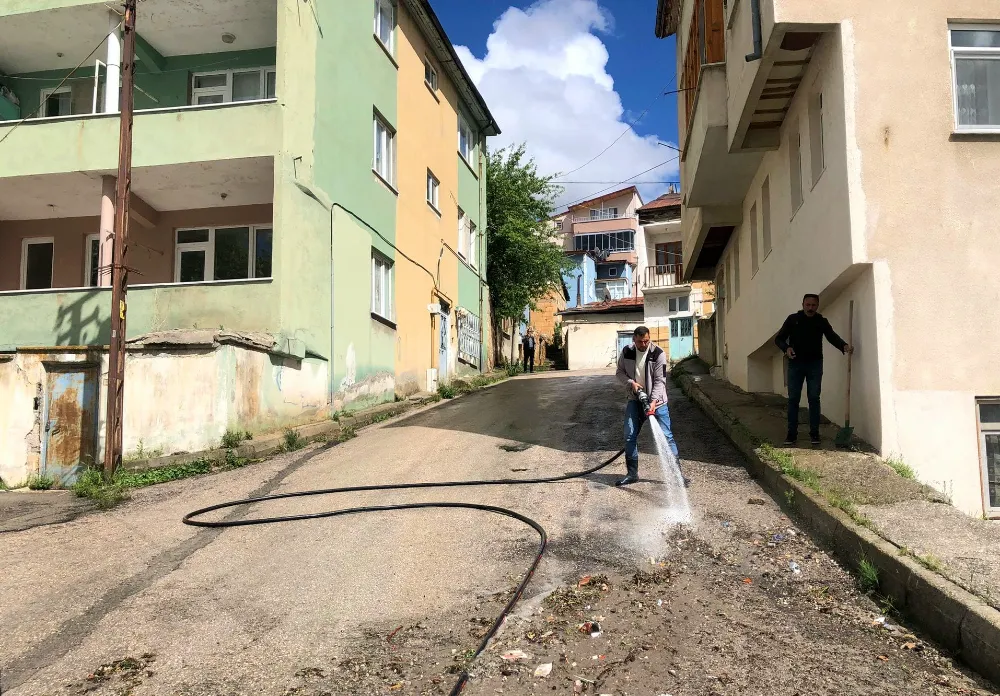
[655, 0, 1000, 516]
[0, 0, 496, 487]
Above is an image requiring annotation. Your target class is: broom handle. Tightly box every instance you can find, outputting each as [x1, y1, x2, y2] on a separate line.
[845, 300, 854, 424]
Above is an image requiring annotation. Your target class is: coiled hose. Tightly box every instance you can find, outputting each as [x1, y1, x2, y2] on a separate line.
[183, 445, 626, 695]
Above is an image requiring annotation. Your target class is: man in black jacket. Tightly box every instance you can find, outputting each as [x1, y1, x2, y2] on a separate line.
[775, 294, 853, 446]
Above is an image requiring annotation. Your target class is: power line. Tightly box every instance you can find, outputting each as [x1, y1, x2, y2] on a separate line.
[0, 21, 123, 147]
[555, 180, 679, 184]
[554, 72, 677, 180]
[558, 155, 681, 210]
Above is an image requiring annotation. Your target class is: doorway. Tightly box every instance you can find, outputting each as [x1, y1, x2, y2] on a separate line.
[41, 363, 100, 487]
[669, 317, 694, 361]
[439, 301, 451, 382]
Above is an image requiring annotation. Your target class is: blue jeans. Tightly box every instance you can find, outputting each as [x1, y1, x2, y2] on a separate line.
[787, 359, 823, 438]
[624, 399, 679, 477]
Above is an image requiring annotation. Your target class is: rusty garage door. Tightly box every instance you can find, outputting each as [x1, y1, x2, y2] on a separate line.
[42, 365, 100, 487]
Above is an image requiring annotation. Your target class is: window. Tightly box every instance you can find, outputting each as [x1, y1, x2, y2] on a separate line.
[373, 113, 396, 186]
[573, 230, 635, 253]
[596, 279, 628, 300]
[458, 208, 467, 257]
[458, 114, 475, 163]
[809, 92, 825, 185]
[590, 207, 619, 220]
[85, 233, 100, 287]
[951, 27, 1000, 130]
[426, 170, 440, 211]
[555, 220, 563, 230]
[457, 309, 481, 367]
[191, 67, 276, 105]
[750, 202, 759, 275]
[174, 226, 272, 283]
[761, 177, 772, 257]
[374, 0, 395, 53]
[979, 399, 1000, 511]
[41, 87, 72, 117]
[668, 295, 691, 313]
[21, 237, 54, 290]
[733, 237, 741, 301]
[371, 251, 394, 321]
[609, 267, 618, 277]
[789, 123, 803, 213]
[424, 58, 439, 91]
[468, 221, 478, 268]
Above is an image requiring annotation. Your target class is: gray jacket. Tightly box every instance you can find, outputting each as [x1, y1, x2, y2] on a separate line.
[615, 342, 668, 403]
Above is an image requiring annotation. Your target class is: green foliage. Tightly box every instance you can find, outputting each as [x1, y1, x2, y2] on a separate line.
[117, 459, 213, 487]
[283, 428, 306, 451]
[505, 363, 522, 378]
[916, 553, 943, 571]
[221, 429, 252, 449]
[337, 424, 358, 443]
[124, 439, 164, 463]
[485, 144, 575, 362]
[885, 455, 915, 480]
[72, 468, 129, 509]
[437, 384, 457, 399]
[27, 474, 55, 490]
[858, 558, 880, 594]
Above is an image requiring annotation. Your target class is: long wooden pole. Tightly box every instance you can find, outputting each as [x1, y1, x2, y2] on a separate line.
[103, 0, 137, 478]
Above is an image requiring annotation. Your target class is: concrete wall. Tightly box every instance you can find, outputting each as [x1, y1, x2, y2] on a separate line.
[563, 311, 645, 370]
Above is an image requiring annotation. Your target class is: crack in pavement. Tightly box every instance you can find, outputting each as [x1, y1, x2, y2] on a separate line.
[3, 442, 335, 691]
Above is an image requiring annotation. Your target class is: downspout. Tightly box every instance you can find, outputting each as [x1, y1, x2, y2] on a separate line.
[478, 146, 486, 373]
[745, 0, 763, 62]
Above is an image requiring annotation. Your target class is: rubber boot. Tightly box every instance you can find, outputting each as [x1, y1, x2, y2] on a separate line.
[616, 459, 639, 486]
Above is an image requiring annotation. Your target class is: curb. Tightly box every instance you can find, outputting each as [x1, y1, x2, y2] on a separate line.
[676, 371, 1000, 687]
[123, 397, 439, 473]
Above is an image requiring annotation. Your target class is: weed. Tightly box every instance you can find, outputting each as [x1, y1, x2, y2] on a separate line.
[338, 425, 357, 443]
[898, 545, 910, 556]
[123, 439, 164, 463]
[916, 553, 944, 572]
[221, 429, 252, 449]
[0, 478, 7, 491]
[504, 363, 522, 378]
[27, 474, 55, 490]
[330, 410, 345, 423]
[283, 428, 306, 452]
[784, 488, 795, 505]
[221, 450, 250, 470]
[879, 594, 898, 616]
[885, 455, 916, 480]
[73, 468, 129, 509]
[761, 444, 821, 491]
[437, 384, 457, 399]
[369, 412, 393, 424]
[117, 459, 213, 488]
[858, 557, 880, 594]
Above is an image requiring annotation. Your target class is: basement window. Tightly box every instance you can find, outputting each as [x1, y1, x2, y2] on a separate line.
[191, 67, 276, 106]
[978, 399, 1000, 512]
[174, 226, 273, 283]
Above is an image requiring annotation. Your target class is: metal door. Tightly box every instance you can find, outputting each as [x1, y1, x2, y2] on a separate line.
[669, 317, 695, 361]
[439, 302, 451, 381]
[42, 365, 99, 487]
[616, 331, 632, 358]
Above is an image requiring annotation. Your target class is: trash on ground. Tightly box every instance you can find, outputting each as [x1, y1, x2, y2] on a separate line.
[743, 577, 753, 584]
[502, 650, 529, 661]
[534, 663, 552, 678]
[789, 561, 801, 574]
[721, 521, 731, 528]
[578, 576, 592, 587]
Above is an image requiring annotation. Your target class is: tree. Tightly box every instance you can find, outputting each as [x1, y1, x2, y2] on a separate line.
[486, 144, 573, 364]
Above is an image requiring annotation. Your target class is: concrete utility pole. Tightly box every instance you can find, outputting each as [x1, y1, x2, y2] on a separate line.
[103, 0, 137, 478]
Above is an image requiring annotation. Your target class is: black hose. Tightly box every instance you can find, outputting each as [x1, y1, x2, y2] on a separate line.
[183, 445, 626, 695]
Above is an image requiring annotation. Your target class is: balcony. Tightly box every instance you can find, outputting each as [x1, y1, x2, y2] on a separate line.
[643, 265, 688, 292]
[569, 215, 640, 236]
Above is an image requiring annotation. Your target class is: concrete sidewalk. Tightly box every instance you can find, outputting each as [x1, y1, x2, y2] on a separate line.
[674, 357, 1000, 684]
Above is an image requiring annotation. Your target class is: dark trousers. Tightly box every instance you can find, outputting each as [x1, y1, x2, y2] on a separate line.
[523, 348, 535, 372]
[787, 359, 823, 438]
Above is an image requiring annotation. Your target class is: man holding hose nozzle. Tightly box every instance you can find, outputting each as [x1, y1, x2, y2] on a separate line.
[614, 325, 682, 487]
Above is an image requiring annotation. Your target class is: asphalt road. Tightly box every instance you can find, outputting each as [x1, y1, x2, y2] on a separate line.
[1, 370, 994, 695]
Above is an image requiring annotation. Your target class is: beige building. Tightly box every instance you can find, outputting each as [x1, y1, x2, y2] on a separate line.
[656, 0, 1000, 516]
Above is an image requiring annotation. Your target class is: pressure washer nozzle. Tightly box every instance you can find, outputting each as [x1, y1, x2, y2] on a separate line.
[635, 387, 655, 417]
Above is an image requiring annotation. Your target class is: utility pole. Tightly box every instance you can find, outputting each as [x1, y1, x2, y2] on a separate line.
[103, 0, 137, 478]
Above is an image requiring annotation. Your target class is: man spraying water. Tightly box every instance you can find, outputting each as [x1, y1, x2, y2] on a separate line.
[614, 326, 682, 487]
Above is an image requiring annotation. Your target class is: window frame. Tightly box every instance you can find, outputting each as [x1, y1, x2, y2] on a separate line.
[424, 57, 439, 92]
[761, 176, 772, 259]
[374, 0, 396, 55]
[40, 86, 72, 118]
[978, 397, 1000, 514]
[457, 208, 467, 259]
[749, 201, 759, 276]
[190, 66, 277, 106]
[468, 220, 478, 269]
[426, 169, 440, 212]
[373, 112, 397, 188]
[20, 237, 55, 290]
[789, 122, 804, 215]
[371, 250, 395, 322]
[458, 113, 475, 164]
[84, 233, 101, 287]
[950, 25, 1000, 133]
[173, 225, 273, 284]
[809, 91, 826, 186]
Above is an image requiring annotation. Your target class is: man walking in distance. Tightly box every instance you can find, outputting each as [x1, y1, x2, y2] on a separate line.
[775, 294, 853, 446]
[614, 326, 681, 486]
[521, 328, 536, 373]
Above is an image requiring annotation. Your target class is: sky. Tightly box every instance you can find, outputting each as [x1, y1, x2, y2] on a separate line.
[432, 0, 680, 210]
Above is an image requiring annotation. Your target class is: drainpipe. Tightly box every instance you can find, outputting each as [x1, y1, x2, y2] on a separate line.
[745, 0, 763, 62]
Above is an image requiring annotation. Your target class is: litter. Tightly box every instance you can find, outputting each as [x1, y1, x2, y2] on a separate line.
[578, 621, 602, 637]
[534, 663, 552, 678]
[743, 577, 753, 584]
[658, 599, 663, 606]
[502, 650, 529, 661]
[721, 521, 732, 528]
[772, 533, 785, 543]
[579, 576, 592, 587]
[789, 561, 801, 574]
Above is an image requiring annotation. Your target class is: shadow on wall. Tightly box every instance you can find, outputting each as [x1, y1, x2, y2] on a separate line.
[55, 293, 110, 346]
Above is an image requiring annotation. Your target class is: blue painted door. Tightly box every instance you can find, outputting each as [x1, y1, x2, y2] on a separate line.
[669, 317, 695, 361]
[616, 331, 632, 358]
[439, 302, 451, 381]
[42, 367, 99, 487]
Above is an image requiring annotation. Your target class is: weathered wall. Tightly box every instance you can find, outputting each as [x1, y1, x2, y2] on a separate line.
[563, 312, 644, 370]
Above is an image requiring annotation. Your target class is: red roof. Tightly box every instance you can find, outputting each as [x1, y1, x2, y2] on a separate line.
[638, 192, 682, 211]
[566, 186, 641, 213]
[560, 296, 644, 315]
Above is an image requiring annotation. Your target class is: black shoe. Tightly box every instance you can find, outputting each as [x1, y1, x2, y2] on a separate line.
[615, 475, 639, 487]
[783, 435, 797, 446]
[810, 434, 821, 445]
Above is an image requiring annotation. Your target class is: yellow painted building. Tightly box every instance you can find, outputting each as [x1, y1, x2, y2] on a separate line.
[393, 2, 497, 395]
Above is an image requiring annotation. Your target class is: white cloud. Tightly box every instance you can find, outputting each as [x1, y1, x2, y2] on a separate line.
[455, 0, 677, 209]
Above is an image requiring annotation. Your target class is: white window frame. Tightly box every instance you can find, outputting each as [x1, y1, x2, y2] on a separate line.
[173, 225, 273, 283]
[950, 25, 1000, 133]
[457, 208, 467, 259]
[426, 169, 440, 212]
[40, 86, 72, 118]
[809, 91, 825, 186]
[190, 66, 276, 106]
[978, 398, 1000, 514]
[371, 250, 394, 322]
[590, 207, 619, 220]
[458, 113, 475, 164]
[374, 0, 395, 54]
[20, 237, 55, 290]
[424, 57, 439, 92]
[468, 220, 478, 269]
[373, 112, 396, 187]
[761, 176, 772, 258]
[84, 233, 100, 287]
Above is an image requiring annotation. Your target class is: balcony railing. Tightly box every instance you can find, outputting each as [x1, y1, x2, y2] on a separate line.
[645, 264, 684, 289]
[681, 0, 726, 128]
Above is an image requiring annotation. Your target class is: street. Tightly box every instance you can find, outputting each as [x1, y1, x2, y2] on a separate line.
[2, 371, 994, 696]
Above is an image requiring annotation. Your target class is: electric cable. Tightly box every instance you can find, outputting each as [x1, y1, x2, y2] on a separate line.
[183, 444, 627, 695]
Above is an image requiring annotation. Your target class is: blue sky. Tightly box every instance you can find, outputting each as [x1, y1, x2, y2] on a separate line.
[431, 0, 680, 208]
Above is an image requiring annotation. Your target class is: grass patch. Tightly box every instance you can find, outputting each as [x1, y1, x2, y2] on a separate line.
[116, 459, 213, 487]
[915, 553, 944, 572]
[760, 444, 821, 491]
[437, 384, 457, 399]
[221, 429, 252, 449]
[27, 474, 55, 490]
[504, 363, 522, 378]
[885, 455, 916, 480]
[283, 428, 306, 452]
[337, 424, 358, 443]
[72, 468, 129, 509]
[123, 439, 164, 463]
[784, 488, 795, 505]
[858, 557, 880, 594]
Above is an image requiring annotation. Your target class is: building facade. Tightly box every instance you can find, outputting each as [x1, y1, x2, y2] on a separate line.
[0, 0, 496, 487]
[656, 0, 1000, 516]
